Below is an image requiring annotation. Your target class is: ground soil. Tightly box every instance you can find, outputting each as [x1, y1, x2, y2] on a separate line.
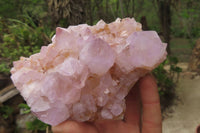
[163, 64, 200, 133]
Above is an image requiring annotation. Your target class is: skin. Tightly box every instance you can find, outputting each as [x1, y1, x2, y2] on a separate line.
[52, 74, 162, 133]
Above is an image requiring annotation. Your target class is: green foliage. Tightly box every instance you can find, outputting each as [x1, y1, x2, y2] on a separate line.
[168, 56, 182, 82]
[153, 56, 182, 111]
[0, 62, 10, 74]
[18, 103, 50, 132]
[0, 17, 50, 75]
[18, 103, 30, 109]
[0, 105, 13, 119]
[171, 1, 200, 38]
[153, 61, 174, 92]
[18, 103, 31, 114]
[26, 118, 49, 132]
[154, 56, 182, 91]
[191, 27, 200, 38]
[0, 0, 19, 18]
[0, 0, 48, 19]
[0, 0, 51, 75]
[171, 27, 186, 38]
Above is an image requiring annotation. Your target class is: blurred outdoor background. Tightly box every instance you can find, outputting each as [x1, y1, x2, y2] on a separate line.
[0, 0, 200, 133]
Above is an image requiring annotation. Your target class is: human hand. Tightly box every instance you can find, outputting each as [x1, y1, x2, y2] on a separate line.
[52, 74, 162, 133]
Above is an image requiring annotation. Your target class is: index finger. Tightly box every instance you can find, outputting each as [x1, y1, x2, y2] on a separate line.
[52, 121, 98, 133]
[139, 74, 162, 133]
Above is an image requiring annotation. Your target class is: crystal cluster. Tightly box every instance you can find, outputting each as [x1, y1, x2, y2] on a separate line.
[11, 18, 167, 126]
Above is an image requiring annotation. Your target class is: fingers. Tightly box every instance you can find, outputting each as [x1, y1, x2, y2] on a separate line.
[139, 74, 162, 133]
[52, 121, 98, 133]
[94, 120, 123, 133]
[94, 120, 138, 133]
[125, 84, 141, 127]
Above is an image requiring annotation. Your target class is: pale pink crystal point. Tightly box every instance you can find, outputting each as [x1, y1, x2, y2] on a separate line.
[10, 18, 167, 126]
[80, 37, 115, 75]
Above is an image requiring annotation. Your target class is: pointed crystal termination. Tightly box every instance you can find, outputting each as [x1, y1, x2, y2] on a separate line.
[10, 18, 167, 126]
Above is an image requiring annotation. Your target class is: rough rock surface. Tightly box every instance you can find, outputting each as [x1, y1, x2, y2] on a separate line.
[10, 18, 167, 126]
[189, 38, 200, 72]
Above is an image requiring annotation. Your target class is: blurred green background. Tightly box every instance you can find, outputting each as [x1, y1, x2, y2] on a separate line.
[0, 0, 200, 133]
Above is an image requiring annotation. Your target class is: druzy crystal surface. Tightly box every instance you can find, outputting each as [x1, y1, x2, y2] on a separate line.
[10, 18, 167, 126]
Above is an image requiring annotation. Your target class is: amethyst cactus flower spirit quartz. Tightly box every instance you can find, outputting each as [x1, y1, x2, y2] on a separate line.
[10, 18, 167, 126]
